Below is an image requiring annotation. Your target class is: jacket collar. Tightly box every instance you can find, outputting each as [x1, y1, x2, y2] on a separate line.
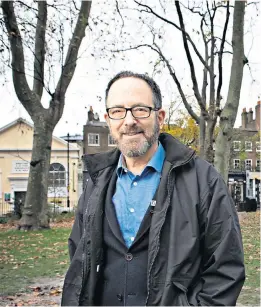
[84, 133, 195, 180]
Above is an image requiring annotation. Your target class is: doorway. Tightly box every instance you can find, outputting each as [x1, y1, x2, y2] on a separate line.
[14, 191, 26, 218]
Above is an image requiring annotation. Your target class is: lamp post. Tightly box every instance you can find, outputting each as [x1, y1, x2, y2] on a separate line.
[67, 133, 70, 208]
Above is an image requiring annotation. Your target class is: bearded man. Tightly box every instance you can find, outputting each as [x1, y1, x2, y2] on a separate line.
[61, 71, 245, 306]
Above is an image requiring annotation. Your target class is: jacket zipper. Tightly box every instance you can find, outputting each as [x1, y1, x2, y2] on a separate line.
[78, 178, 94, 305]
[145, 152, 195, 306]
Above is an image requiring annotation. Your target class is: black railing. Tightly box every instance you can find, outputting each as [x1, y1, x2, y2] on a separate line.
[0, 200, 78, 218]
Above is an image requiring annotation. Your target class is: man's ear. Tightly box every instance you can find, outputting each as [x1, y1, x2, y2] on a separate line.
[104, 113, 109, 124]
[158, 109, 166, 128]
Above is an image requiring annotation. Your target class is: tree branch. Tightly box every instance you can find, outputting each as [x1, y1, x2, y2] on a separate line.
[113, 43, 200, 124]
[33, 1, 47, 99]
[153, 42, 200, 124]
[207, 1, 216, 119]
[133, 0, 210, 72]
[200, 16, 208, 107]
[53, 0, 91, 117]
[116, 0, 124, 36]
[216, 2, 230, 112]
[175, 1, 208, 119]
[1, 1, 43, 118]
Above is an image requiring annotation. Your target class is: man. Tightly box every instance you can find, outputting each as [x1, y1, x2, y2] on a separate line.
[61, 71, 245, 306]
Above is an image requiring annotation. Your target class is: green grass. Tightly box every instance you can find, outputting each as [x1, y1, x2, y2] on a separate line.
[0, 212, 259, 305]
[0, 227, 71, 295]
[237, 212, 260, 306]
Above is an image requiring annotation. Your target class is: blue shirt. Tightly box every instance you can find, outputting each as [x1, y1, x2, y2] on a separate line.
[112, 143, 165, 247]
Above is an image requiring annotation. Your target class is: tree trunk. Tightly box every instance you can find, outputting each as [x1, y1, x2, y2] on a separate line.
[204, 120, 215, 164]
[214, 1, 246, 181]
[199, 113, 206, 158]
[18, 121, 53, 230]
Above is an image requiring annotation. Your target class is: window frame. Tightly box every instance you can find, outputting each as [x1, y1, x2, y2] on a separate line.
[245, 159, 252, 171]
[245, 141, 252, 152]
[108, 134, 117, 147]
[88, 133, 100, 146]
[233, 141, 241, 152]
[48, 163, 66, 188]
[233, 159, 240, 169]
[256, 141, 261, 152]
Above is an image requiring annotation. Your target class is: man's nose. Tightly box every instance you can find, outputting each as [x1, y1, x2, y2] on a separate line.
[124, 109, 137, 125]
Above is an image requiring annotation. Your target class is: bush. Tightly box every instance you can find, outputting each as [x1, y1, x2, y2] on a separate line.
[0, 216, 8, 224]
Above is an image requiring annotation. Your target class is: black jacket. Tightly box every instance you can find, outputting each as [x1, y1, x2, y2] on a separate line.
[61, 133, 245, 306]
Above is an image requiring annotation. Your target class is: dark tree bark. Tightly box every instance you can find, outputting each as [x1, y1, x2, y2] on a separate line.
[1, 0, 92, 230]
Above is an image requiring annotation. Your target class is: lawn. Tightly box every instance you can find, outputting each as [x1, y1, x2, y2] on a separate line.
[0, 212, 259, 305]
[237, 211, 260, 306]
[0, 226, 71, 296]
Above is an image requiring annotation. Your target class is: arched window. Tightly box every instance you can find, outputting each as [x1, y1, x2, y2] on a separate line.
[49, 163, 66, 187]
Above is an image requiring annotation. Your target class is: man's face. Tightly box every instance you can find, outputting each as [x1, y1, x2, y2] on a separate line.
[105, 77, 165, 157]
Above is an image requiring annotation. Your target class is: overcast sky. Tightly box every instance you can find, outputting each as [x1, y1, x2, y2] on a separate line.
[0, 0, 260, 138]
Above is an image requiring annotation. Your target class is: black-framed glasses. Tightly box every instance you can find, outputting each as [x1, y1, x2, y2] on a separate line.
[106, 106, 159, 120]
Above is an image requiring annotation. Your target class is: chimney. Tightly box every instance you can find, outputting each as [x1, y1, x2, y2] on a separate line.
[248, 108, 253, 123]
[87, 106, 94, 123]
[255, 100, 260, 131]
[241, 107, 248, 129]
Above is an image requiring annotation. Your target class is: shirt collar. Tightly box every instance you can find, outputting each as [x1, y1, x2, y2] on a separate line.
[116, 142, 165, 177]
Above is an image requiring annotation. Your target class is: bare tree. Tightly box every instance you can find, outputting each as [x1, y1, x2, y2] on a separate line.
[214, 1, 247, 181]
[1, 1, 92, 230]
[105, 1, 251, 175]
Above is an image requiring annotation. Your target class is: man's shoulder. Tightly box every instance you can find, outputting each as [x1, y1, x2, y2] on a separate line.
[187, 155, 222, 188]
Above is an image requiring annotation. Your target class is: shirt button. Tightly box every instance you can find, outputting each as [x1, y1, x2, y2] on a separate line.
[130, 237, 135, 242]
[125, 253, 133, 261]
[124, 169, 128, 173]
[133, 182, 137, 186]
[129, 208, 135, 213]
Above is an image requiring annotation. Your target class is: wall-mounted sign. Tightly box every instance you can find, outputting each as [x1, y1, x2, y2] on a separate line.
[4, 193, 11, 202]
[12, 161, 30, 174]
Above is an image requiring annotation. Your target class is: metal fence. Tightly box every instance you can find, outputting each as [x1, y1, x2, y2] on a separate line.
[0, 200, 78, 218]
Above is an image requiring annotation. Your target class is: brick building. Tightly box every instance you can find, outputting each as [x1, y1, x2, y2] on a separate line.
[228, 101, 260, 205]
[82, 107, 116, 182]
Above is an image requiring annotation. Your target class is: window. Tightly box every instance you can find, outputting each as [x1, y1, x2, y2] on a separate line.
[234, 159, 240, 169]
[245, 141, 252, 152]
[108, 134, 117, 146]
[245, 159, 252, 171]
[49, 163, 66, 187]
[233, 141, 241, 151]
[88, 133, 100, 146]
[256, 142, 261, 152]
[257, 160, 260, 171]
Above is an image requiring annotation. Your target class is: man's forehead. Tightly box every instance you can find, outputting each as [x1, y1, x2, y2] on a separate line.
[107, 77, 153, 105]
[109, 77, 152, 93]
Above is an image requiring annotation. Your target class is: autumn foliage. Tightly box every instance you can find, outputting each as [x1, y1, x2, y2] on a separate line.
[162, 112, 199, 153]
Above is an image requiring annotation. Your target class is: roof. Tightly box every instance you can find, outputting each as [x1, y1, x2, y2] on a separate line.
[60, 134, 83, 141]
[0, 117, 79, 150]
[85, 121, 108, 128]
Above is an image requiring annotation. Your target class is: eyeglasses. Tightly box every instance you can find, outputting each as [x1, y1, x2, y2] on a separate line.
[106, 106, 159, 120]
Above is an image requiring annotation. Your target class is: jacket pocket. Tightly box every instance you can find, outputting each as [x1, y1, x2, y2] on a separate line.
[172, 281, 191, 306]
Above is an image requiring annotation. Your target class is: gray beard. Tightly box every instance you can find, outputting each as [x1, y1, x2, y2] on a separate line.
[116, 121, 160, 157]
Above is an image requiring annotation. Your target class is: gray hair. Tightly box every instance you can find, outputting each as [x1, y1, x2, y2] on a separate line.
[105, 71, 162, 109]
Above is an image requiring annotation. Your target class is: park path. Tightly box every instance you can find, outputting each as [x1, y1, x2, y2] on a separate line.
[0, 277, 63, 306]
